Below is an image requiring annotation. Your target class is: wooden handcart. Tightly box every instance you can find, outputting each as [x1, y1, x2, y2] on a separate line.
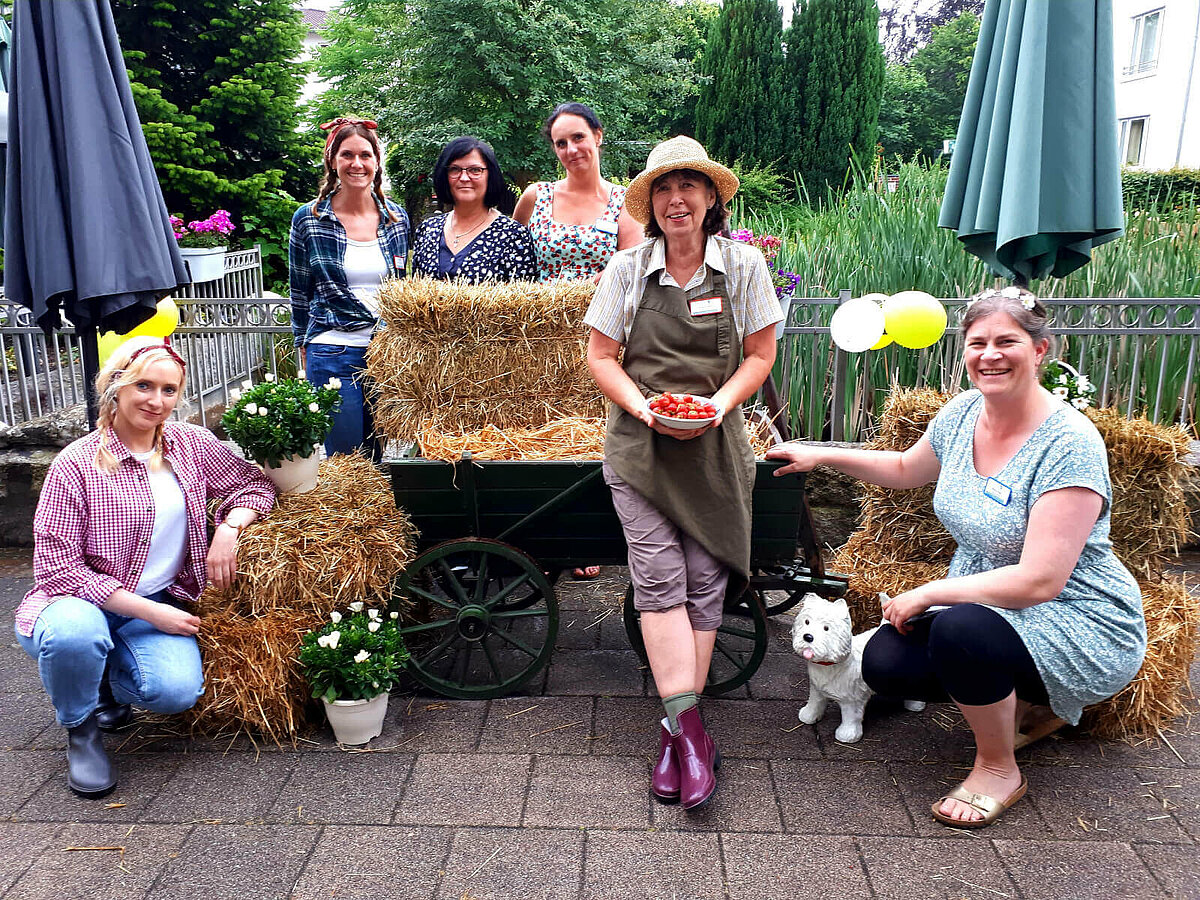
[388, 450, 847, 699]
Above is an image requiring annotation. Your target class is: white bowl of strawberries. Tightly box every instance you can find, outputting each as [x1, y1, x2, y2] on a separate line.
[647, 392, 722, 431]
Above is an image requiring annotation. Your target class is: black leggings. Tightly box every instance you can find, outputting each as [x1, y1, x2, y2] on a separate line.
[861, 604, 1049, 707]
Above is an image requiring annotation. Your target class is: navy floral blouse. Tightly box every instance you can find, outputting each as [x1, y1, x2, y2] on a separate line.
[412, 212, 538, 282]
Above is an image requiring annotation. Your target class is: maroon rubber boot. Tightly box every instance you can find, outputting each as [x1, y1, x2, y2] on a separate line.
[650, 718, 680, 804]
[671, 705, 720, 810]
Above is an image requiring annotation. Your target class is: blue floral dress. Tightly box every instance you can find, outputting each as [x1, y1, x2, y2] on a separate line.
[926, 390, 1146, 724]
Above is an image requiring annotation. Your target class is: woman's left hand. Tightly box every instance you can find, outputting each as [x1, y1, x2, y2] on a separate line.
[206, 523, 239, 592]
[881, 586, 934, 634]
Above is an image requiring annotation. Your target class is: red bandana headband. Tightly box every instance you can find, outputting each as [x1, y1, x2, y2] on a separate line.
[126, 340, 186, 370]
[320, 117, 378, 162]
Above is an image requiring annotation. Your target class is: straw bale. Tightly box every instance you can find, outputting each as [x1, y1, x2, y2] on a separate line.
[1083, 574, 1200, 739]
[366, 278, 604, 441]
[202, 454, 418, 619]
[829, 533, 950, 632]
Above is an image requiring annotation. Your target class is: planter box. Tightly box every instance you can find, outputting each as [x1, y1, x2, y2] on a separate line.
[179, 246, 227, 283]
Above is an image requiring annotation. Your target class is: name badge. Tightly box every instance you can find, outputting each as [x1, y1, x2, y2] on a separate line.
[690, 296, 723, 317]
[393, 255, 403, 273]
[594, 218, 619, 235]
[983, 477, 1012, 506]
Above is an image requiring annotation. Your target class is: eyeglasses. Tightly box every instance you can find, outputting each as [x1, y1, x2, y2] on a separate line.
[448, 165, 487, 179]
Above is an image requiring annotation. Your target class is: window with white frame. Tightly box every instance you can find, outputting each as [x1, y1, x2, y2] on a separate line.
[1120, 117, 1148, 166]
[1124, 9, 1162, 76]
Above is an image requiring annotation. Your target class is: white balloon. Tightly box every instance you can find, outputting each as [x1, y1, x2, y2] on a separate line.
[829, 297, 886, 353]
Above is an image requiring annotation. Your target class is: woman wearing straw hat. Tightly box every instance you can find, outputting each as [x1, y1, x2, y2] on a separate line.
[585, 136, 783, 810]
[16, 336, 276, 798]
[290, 116, 410, 461]
[767, 287, 1145, 828]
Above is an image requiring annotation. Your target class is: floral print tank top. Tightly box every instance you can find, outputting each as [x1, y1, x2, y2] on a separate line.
[527, 182, 627, 282]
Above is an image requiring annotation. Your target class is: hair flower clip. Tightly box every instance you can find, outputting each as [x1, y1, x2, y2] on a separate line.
[1021, 295, 1036, 311]
[1000, 286, 1022, 299]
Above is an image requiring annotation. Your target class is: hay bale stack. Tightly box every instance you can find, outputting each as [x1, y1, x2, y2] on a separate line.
[187, 454, 418, 740]
[366, 278, 604, 441]
[829, 534, 950, 633]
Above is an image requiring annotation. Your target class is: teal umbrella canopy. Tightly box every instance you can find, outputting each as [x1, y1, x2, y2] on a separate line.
[938, 0, 1124, 284]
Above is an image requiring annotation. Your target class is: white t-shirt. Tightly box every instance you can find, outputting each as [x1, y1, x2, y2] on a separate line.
[309, 237, 389, 347]
[131, 450, 188, 597]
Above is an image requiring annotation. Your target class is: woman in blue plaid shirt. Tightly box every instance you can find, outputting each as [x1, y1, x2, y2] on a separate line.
[289, 117, 411, 460]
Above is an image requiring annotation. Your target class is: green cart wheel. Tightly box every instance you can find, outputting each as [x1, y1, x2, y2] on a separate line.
[622, 583, 768, 695]
[390, 539, 558, 699]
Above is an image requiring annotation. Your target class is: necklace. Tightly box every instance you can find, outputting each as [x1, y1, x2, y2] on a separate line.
[449, 210, 490, 249]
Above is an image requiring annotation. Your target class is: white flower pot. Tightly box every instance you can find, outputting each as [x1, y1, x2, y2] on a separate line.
[180, 246, 227, 283]
[263, 453, 320, 494]
[776, 293, 793, 340]
[322, 692, 389, 745]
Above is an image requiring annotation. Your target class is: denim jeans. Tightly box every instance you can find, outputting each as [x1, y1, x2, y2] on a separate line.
[16, 593, 204, 728]
[304, 342, 381, 460]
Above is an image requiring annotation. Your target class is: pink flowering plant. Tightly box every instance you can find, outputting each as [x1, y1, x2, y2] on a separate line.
[730, 228, 799, 301]
[171, 209, 235, 249]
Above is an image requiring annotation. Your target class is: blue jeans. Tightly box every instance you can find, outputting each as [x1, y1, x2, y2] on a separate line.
[305, 342, 381, 460]
[16, 593, 204, 728]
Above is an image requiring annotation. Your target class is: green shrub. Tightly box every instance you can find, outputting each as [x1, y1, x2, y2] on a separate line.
[1122, 167, 1200, 214]
[727, 159, 787, 214]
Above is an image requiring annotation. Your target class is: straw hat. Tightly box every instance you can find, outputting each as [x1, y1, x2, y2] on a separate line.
[624, 136, 739, 225]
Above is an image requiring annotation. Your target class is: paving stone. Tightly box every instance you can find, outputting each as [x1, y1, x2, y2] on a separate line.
[0, 750, 62, 816]
[887, 760, 1052, 839]
[291, 825, 451, 900]
[597, 605, 632, 650]
[1030, 765, 1192, 843]
[0, 822, 58, 896]
[589, 697, 669, 758]
[993, 839, 1165, 900]
[0, 692, 56, 750]
[5, 823, 190, 900]
[1155, 769, 1200, 842]
[524, 754, 649, 829]
[436, 827, 584, 900]
[582, 830, 724, 900]
[544, 649, 646, 697]
[16, 753, 183, 822]
[554, 609, 604, 650]
[477, 696, 595, 756]
[809, 697, 941, 763]
[722, 833, 869, 900]
[1029, 728, 1184, 770]
[744, 651, 806, 700]
[384, 697, 489, 753]
[556, 568, 627, 611]
[152, 824, 320, 900]
[0, 642, 42, 694]
[268, 750, 414, 824]
[773, 759, 915, 836]
[141, 752, 297, 823]
[395, 753, 530, 827]
[652, 758, 782, 833]
[857, 836, 1021, 899]
[1134, 843, 1200, 900]
[698, 698, 821, 760]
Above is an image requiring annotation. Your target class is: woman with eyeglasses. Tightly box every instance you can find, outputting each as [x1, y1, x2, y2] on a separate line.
[16, 336, 276, 799]
[290, 116, 410, 460]
[411, 136, 538, 282]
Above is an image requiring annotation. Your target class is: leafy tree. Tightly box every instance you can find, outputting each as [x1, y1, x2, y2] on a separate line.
[877, 11, 980, 160]
[877, 0, 984, 63]
[783, 0, 885, 195]
[694, 0, 785, 169]
[312, 0, 710, 202]
[112, 0, 317, 287]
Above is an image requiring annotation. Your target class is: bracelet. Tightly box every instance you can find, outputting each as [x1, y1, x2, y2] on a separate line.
[220, 521, 245, 535]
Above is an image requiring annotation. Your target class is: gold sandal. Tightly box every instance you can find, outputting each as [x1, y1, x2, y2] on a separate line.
[931, 775, 1028, 828]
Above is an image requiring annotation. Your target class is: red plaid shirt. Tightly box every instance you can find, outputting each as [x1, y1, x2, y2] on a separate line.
[17, 422, 276, 637]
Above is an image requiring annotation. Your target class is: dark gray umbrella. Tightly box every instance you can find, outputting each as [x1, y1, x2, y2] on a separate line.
[4, 0, 188, 424]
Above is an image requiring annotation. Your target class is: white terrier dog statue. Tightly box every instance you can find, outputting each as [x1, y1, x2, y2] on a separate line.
[791, 594, 925, 743]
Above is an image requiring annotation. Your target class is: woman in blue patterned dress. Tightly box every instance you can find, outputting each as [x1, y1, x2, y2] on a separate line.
[767, 287, 1145, 829]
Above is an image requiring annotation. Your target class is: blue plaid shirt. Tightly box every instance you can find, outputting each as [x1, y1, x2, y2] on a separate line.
[288, 194, 410, 346]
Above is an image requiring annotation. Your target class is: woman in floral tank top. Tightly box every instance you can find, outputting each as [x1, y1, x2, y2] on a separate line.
[515, 102, 641, 284]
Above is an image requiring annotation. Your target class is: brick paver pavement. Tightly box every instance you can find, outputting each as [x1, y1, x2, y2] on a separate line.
[0, 550, 1196, 899]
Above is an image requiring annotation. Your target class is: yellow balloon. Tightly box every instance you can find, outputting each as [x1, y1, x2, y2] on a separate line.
[870, 333, 894, 350]
[126, 298, 180, 339]
[882, 290, 947, 349]
[97, 331, 124, 367]
[860, 294, 893, 349]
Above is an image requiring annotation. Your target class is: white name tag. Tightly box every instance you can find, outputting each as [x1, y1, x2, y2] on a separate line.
[393, 255, 403, 273]
[689, 296, 723, 317]
[594, 218, 619, 235]
[983, 477, 1012, 506]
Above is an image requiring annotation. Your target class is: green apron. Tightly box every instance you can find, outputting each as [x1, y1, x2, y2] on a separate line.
[604, 267, 755, 596]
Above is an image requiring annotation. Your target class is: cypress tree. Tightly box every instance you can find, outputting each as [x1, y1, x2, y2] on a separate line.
[694, 0, 785, 168]
[783, 0, 885, 195]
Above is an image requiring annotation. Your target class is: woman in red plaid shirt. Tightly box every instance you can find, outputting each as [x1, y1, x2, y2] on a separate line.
[16, 337, 276, 798]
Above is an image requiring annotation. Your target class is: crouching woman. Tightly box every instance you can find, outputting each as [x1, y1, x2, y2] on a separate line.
[15, 337, 276, 798]
[767, 287, 1146, 828]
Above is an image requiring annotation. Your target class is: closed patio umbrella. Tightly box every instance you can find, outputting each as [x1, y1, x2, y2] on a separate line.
[938, 0, 1124, 285]
[4, 0, 189, 426]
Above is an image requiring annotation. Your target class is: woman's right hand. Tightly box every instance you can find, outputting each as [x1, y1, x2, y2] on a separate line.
[147, 603, 201, 637]
[765, 442, 823, 475]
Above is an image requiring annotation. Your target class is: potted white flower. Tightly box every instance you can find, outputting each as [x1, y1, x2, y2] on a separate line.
[221, 373, 341, 493]
[1041, 359, 1099, 411]
[298, 605, 410, 745]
